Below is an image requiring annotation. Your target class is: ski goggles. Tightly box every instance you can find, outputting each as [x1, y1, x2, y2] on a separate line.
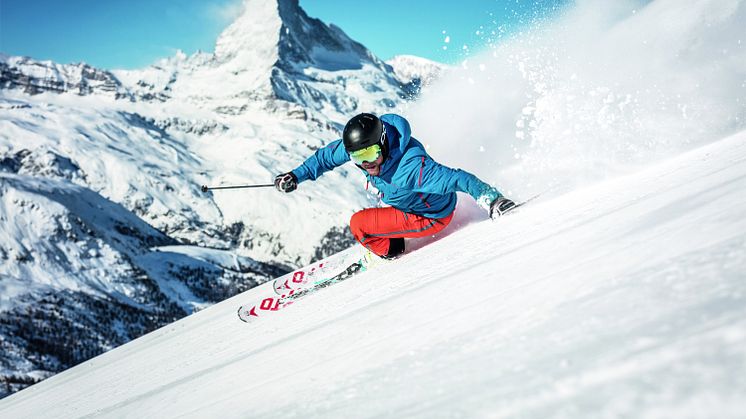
[349, 144, 382, 165]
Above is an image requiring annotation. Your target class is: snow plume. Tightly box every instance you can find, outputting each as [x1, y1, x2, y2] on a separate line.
[407, 0, 746, 196]
[206, 0, 246, 26]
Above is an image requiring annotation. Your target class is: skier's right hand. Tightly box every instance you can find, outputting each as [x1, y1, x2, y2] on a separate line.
[274, 172, 298, 193]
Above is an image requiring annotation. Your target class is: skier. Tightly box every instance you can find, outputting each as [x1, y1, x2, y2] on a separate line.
[274, 113, 515, 260]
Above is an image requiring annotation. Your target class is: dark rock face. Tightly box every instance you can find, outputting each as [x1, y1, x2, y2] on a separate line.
[0, 149, 87, 182]
[276, 0, 380, 71]
[312, 225, 357, 263]
[267, 0, 404, 112]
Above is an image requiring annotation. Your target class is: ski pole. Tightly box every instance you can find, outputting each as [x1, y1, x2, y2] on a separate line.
[201, 183, 275, 193]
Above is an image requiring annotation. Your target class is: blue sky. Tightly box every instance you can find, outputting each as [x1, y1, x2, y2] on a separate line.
[0, 0, 565, 69]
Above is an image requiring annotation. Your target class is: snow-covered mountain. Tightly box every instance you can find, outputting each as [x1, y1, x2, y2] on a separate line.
[0, 54, 129, 99]
[4, 0, 415, 117]
[1, 127, 744, 417]
[0, 0, 444, 398]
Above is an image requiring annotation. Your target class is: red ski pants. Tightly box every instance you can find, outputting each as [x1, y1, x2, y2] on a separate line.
[349, 207, 454, 257]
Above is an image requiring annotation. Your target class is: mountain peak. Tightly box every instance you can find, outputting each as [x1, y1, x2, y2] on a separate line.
[215, 0, 381, 71]
[205, 0, 403, 118]
[214, 0, 286, 62]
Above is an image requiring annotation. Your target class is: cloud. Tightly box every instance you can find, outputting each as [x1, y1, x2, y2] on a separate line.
[206, 0, 246, 25]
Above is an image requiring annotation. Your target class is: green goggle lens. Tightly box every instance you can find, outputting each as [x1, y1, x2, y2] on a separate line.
[350, 144, 382, 165]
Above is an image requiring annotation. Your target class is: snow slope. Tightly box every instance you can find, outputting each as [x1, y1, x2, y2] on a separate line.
[2, 128, 744, 417]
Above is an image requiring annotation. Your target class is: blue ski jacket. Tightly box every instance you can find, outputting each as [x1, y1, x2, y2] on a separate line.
[291, 114, 501, 219]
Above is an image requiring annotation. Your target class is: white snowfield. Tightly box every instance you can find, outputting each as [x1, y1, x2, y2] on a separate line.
[1, 128, 744, 417]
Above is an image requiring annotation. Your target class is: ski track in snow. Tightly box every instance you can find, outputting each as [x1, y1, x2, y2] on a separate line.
[2, 130, 745, 418]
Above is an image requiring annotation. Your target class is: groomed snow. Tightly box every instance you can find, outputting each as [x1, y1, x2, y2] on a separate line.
[2, 130, 744, 418]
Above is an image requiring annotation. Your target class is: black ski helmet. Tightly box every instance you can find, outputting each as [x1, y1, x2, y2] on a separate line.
[342, 113, 388, 157]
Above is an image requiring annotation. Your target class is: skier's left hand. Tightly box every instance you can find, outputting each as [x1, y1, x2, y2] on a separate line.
[489, 197, 517, 219]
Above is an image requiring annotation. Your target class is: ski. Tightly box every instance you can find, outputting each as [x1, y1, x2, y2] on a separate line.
[236, 295, 288, 322]
[272, 247, 360, 296]
[282, 260, 365, 302]
[237, 258, 369, 323]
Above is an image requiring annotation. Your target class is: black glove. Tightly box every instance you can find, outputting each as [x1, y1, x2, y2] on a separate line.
[274, 172, 298, 193]
[489, 197, 517, 219]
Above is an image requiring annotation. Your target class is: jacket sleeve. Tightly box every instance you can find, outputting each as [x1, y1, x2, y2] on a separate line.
[396, 154, 502, 203]
[291, 139, 350, 183]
